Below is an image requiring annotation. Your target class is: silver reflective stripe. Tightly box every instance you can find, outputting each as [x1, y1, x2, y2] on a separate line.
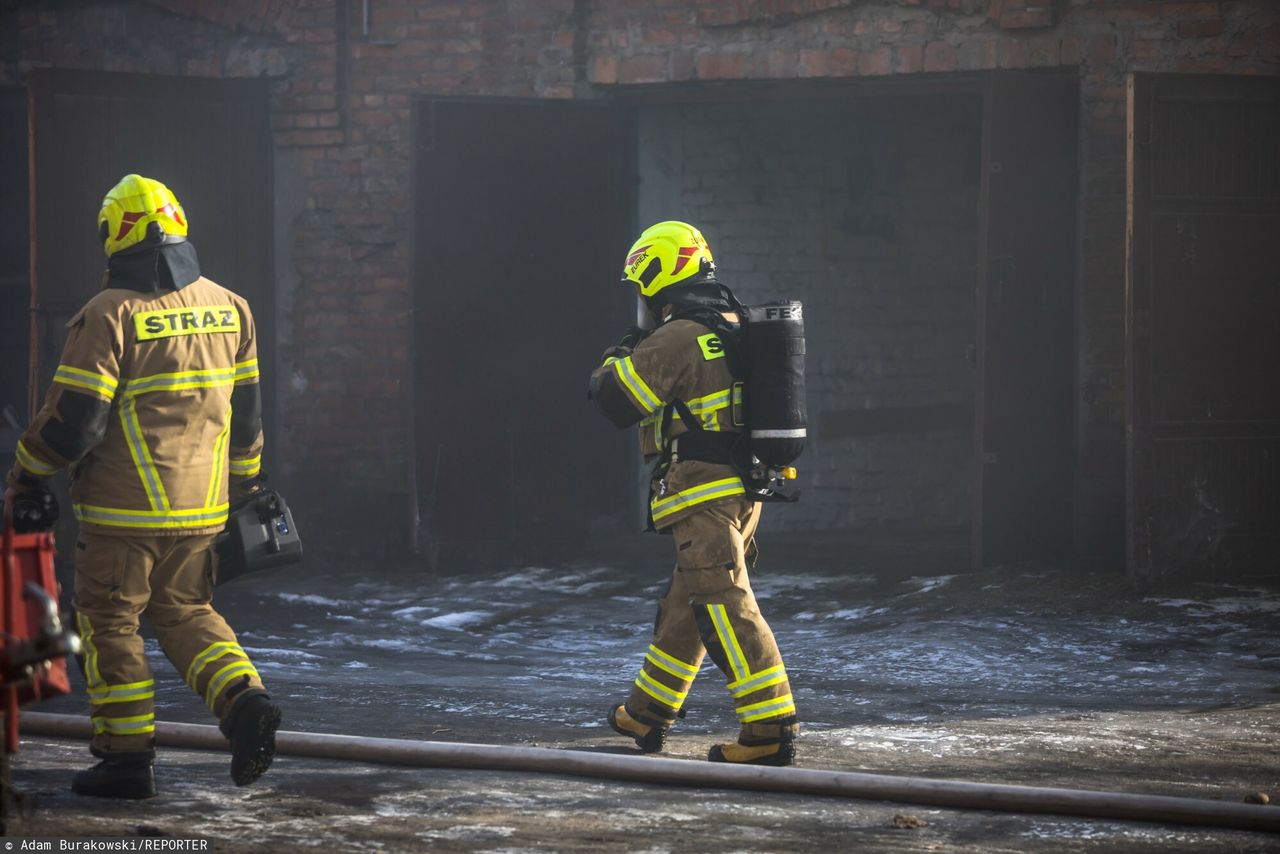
[750, 428, 807, 439]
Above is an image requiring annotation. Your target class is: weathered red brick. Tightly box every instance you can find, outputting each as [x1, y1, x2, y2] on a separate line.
[997, 38, 1026, 69]
[1059, 35, 1083, 65]
[894, 43, 924, 74]
[1228, 28, 1259, 58]
[696, 53, 747, 80]
[799, 48, 828, 77]
[642, 28, 678, 45]
[1175, 56, 1231, 73]
[275, 128, 346, 148]
[1161, 2, 1220, 18]
[859, 46, 892, 76]
[1027, 36, 1059, 67]
[1178, 19, 1224, 38]
[957, 38, 997, 70]
[619, 53, 666, 83]
[670, 49, 696, 80]
[590, 53, 619, 84]
[999, 8, 1054, 29]
[1132, 39, 1162, 61]
[924, 41, 957, 72]
[1087, 35, 1117, 65]
[828, 47, 859, 76]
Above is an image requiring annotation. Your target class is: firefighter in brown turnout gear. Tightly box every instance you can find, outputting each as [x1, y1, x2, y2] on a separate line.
[589, 222, 799, 766]
[3, 175, 281, 798]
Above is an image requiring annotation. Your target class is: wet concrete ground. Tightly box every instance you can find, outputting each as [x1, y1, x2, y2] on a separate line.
[7, 531, 1280, 851]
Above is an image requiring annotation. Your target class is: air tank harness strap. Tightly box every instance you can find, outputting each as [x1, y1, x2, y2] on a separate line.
[659, 399, 739, 466]
[646, 398, 742, 532]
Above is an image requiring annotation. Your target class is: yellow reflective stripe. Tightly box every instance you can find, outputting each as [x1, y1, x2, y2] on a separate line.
[53, 365, 117, 400]
[75, 502, 229, 530]
[634, 670, 687, 708]
[612, 356, 662, 414]
[234, 359, 259, 382]
[205, 660, 258, 709]
[92, 713, 155, 735]
[87, 679, 156, 705]
[124, 367, 237, 396]
[683, 387, 733, 431]
[228, 455, 261, 477]
[206, 418, 231, 508]
[15, 440, 59, 477]
[737, 693, 796, 723]
[650, 477, 746, 525]
[119, 397, 169, 511]
[729, 665, 788, 699]
[601, 355, 621, 368]
[707, 604, 750, 682]
[77, 612, 103, 690]
[185, 642, 244, 688]
[647, 645, 699, 680]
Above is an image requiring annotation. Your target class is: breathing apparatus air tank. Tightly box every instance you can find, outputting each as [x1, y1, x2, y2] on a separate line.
[743, 300, 807, 466]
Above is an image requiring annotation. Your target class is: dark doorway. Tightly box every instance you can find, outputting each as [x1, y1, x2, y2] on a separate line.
[1127, 74, 1280, 580]
[412, 99, 633, 566]
[28, 69, 274, 435]
[0, 89, 29, 466]
[974, 69, 1078, 570]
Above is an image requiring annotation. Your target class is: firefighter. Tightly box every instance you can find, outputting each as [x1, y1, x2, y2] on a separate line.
[2, 174, 281, 799]
[589, 221, 798, 766]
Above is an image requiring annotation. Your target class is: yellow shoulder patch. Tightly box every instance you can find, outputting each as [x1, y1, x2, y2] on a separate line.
[134, 305, 240, 341]
[697, 332, 725, 361]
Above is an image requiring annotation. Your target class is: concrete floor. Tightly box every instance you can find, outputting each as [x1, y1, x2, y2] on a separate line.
[5, 531, 1280, 851]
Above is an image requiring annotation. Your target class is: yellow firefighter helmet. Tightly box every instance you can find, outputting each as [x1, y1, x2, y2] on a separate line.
[621, 221, 715, 299]
[97, 174, 188, 257]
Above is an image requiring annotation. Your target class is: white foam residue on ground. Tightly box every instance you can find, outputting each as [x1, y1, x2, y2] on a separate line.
[902, 575, 959, 594]
[827, 607, 890, 621]
[1144, 594, 1280, 616]
[391, 605, 435, 619]
[272, 592, 344, 607]
[243, 645, 322, 658]
[421, 610, 492, 630]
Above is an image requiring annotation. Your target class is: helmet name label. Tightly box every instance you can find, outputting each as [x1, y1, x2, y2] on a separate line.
[697, 333, 725, 362]
[134, 305, 240, 341]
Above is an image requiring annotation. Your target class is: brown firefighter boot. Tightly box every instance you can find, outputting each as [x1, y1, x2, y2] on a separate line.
[708, 732, 796, 767]
[608, 704, 668, 753]
[71, 749, 158, 799]
[221, 690, 282, 786]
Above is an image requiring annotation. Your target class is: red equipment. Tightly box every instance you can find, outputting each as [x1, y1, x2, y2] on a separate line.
[1, 494, 78, 755]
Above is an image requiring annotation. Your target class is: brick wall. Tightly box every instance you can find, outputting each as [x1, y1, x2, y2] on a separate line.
[637, 94, 980, 532]
[1, 0, 1277, 559]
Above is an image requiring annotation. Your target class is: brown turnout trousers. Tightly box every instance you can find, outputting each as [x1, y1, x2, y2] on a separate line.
[75, 532, 264, 753]
[625, 497, 799, 743]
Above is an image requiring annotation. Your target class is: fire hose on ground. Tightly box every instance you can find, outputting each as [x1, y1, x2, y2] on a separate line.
[17, 711, 1280, 834]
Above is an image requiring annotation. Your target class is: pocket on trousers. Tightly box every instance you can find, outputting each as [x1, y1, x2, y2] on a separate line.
[75, 536, 131, 606]
[678, 565, 735, 599]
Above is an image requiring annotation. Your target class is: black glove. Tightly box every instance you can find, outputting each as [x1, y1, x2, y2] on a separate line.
[617, 326, 648, 350]
[231, 472, 268, 506]
[600, 326, 650, 364]
[11, 484, 59, 533]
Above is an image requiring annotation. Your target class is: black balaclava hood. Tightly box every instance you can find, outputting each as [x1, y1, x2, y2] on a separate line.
[106, 240, 201, 293]
[645, 274, 740, 327]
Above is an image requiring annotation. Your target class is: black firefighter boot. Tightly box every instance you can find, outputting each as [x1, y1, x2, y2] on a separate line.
[221, 690, 282, 786]
[708, 732, 797, 767]
[608, 704, 668, 753]
[71, 748, 158, 799]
